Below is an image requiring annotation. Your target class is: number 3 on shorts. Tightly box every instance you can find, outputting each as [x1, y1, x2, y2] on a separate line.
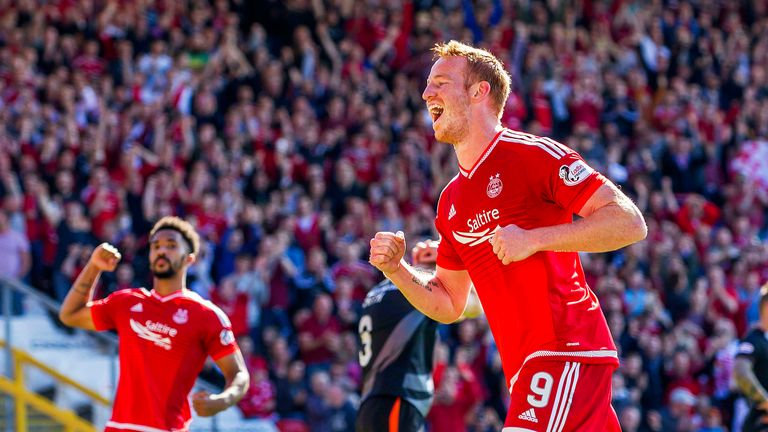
[527, 372, 554, 408]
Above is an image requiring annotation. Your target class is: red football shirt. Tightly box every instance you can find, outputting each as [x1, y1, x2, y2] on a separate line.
[91, 288, 239, 432]
[435, 128, 618, 391]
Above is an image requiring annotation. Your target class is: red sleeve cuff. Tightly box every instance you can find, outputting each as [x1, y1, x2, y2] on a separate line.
[570, 173, 607, 214]
[211, 345, 239, 362]
[436, 255, 465, 271]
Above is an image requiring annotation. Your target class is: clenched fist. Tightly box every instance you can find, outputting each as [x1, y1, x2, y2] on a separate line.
[89, 243, 122, 272]
[191, 390, 228, 417]
[490, 224, 539, 264]
[369, 231, 406, 275]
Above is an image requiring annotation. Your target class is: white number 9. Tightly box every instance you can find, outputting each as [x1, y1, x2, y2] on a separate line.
[358, 315, 373, 367]
[527, 372, 554, 408]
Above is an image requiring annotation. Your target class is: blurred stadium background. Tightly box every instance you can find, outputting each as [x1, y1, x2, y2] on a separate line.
[0, 0, 767, 431]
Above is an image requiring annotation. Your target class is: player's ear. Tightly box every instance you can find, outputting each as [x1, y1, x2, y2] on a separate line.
[479, 81, 491, 97]
[471, 81, 491, 100]
[185, 253, 196, 266]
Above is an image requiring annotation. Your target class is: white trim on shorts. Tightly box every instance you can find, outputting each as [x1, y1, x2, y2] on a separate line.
[508, 349, 617, 392]
[545, 362, 581, 432]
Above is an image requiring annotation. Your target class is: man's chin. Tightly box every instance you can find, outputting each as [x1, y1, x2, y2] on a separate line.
[433, 120, 454, 142]
[152, 270, 176, 279]
[433, 126, 446, 142]
[434, 129, 454, 145]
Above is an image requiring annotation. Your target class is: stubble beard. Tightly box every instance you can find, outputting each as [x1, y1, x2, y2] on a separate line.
[151, 258, 180, 279]
[152, 268, 177, 279]
[434, 100, 470, 146]
[435, 114, 469, 146]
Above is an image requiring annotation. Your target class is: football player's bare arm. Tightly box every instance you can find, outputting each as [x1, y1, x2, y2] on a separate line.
[369, 231, 472, 323]
[192, 350, 250, 417]
[491, 181, 647, 264]
[59, 243, 121, 330]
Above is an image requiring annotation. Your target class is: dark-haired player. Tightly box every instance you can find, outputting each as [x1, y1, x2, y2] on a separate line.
[357, 239, 481, 432]
[59, 216, 250, 432]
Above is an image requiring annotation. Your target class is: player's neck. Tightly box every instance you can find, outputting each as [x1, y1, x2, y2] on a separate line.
[152, 277, 186, 297]
[455, 120, 504, 169]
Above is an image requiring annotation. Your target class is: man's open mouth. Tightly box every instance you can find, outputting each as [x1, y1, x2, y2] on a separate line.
[428, 104, 444, 122]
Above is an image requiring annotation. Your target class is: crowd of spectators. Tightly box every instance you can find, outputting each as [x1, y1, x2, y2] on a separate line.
[1, 0, 768, 431]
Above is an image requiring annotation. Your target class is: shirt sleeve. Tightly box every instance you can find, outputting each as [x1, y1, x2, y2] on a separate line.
[90, 291, 123, 331]
[203, 305, 239, 361]
[538, 146, 607, 214]
[436, 232, 464, 270]
[737, 332, 760, 361]
[434, 193, 464, 271]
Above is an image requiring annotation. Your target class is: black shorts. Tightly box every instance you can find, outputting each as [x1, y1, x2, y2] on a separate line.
[356, 396, 425, 432]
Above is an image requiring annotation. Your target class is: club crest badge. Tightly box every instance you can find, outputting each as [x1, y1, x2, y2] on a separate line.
[487, 173, 503, 198]
[173, 309, 189, 324]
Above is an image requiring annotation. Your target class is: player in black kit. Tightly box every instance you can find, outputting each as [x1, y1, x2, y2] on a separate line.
[735, 283, 768, 432]
[356, 239, 481, 432]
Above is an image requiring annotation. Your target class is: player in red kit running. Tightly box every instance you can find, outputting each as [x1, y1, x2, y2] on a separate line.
[369, 41, 647, 432]
[59, 216, 250, 432]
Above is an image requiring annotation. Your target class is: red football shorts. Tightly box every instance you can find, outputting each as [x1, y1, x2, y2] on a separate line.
[503, 359, 620, 432]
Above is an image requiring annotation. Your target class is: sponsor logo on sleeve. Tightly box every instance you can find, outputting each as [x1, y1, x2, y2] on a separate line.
[738, 342, 755, 355]
[220, 329, 235, 346]
[558, 160, 593, 186]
